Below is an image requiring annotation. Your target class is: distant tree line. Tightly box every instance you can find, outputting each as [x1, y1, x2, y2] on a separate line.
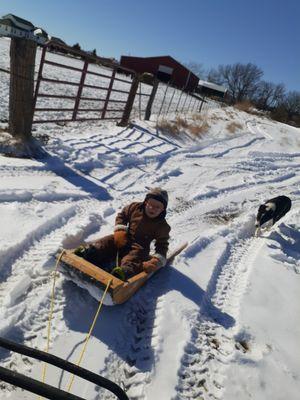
[185, 61, 300, 127]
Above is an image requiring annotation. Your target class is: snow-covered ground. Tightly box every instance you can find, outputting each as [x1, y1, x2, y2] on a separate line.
[0, 37, 300, 400]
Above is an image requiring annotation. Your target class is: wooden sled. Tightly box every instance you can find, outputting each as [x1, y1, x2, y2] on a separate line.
[58, 242, 188, 305]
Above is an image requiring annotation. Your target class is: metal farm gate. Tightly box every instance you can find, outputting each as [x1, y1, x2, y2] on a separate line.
[32, 42, 139, 124]
[32, 42, 203, 126]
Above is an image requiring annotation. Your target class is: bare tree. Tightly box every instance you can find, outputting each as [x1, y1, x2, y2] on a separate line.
[271, 91, 300, 125]
[283, 91, 300, 117]
[254, 81, 285, 110]
[183, 61, 206, 79]
[272, 84, 286, 108]
[207, 63, 263, 103]
[206, 68, 222, 85]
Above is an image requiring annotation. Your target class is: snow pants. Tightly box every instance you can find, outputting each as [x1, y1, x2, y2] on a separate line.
[85, 234, 149, 278]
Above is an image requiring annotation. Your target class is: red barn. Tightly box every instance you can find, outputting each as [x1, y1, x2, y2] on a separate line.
[120, 55, 199, 92]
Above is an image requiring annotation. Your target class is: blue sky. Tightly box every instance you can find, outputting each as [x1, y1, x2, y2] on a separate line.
[2, 0, 299, 91]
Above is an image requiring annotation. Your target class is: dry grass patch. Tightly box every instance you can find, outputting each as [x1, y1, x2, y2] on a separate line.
[175, 116, 189, 128]
[189, 121, 210, 137]
[191, 112, 207, 122]
[157, 115, 210, 138]
[234, 101, 262, 116]
[234, 100, 254, 112]
[157, 119, 180, 135]
[226, 121, 243, 133]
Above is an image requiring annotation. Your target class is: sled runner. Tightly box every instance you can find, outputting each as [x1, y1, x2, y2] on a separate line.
[58, 242, 188, 305]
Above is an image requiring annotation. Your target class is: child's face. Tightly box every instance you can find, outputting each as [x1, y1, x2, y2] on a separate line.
[145, 198, 165, 218]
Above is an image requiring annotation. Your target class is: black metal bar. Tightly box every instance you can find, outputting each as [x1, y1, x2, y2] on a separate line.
[0, 67, 11, 74]
[83, 83, 109, 90]
[110, 88, 130, 95]
[0, 337, 129, 400]
[41, 77, 80, 86]
[78, 96, 104, 102]
[138, 92, 151, 97]
[113, 76, 132, 84]
[0, 366, 84, 400]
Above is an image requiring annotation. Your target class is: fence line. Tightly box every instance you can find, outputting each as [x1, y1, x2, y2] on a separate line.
[1, 38, 208, 130]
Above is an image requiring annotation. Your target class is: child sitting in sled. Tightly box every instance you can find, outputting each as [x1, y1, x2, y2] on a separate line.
[75, 188, 171, 280]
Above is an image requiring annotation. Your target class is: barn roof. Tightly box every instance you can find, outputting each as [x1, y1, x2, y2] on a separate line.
[123, 55, 189, 69]
[120, 55, 199, 81]
[198, 79, 227, 93]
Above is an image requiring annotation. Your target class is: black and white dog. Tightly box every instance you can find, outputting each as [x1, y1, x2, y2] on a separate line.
[255, 195, 292, 236]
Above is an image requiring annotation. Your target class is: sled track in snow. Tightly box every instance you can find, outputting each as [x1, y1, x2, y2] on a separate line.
[0, 198, 104, 381]
[96, 271, 170, 400]
[173, 230, 263, 400]
[193, 171, 300, 205]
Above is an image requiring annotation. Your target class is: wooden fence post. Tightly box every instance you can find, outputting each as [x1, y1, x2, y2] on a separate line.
[118, 74, 140, 126]
[9, 38, 37, 140]
[145, 78, 159, 121]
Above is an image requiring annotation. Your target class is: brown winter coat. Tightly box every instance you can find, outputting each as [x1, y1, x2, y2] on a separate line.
[115, 202, 170, 259]
[88, 202, 170, 278]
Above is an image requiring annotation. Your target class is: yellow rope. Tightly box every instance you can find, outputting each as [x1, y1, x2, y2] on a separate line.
[66, 278, 113, 393]
[38, 250, 65, 399]
[116, 250, 119, 268]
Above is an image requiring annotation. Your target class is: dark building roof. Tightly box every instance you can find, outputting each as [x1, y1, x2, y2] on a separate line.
[120, 55, 199, 92]
[0, 18, 14, 27]
[2, 14, 34, 30]
[196, 80, 227, 98]
[49, 36, 66, 45]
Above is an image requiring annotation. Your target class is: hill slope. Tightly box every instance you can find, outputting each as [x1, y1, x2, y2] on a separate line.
[0, 96, 300, 398]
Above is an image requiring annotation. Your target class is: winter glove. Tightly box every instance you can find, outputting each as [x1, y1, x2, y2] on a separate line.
[114, 230, 128, 248]
[142, 257, 160, 273]
[74, 245, 97, 262]
[74, 245, 87, 257]
[111, 266, 126, 281]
